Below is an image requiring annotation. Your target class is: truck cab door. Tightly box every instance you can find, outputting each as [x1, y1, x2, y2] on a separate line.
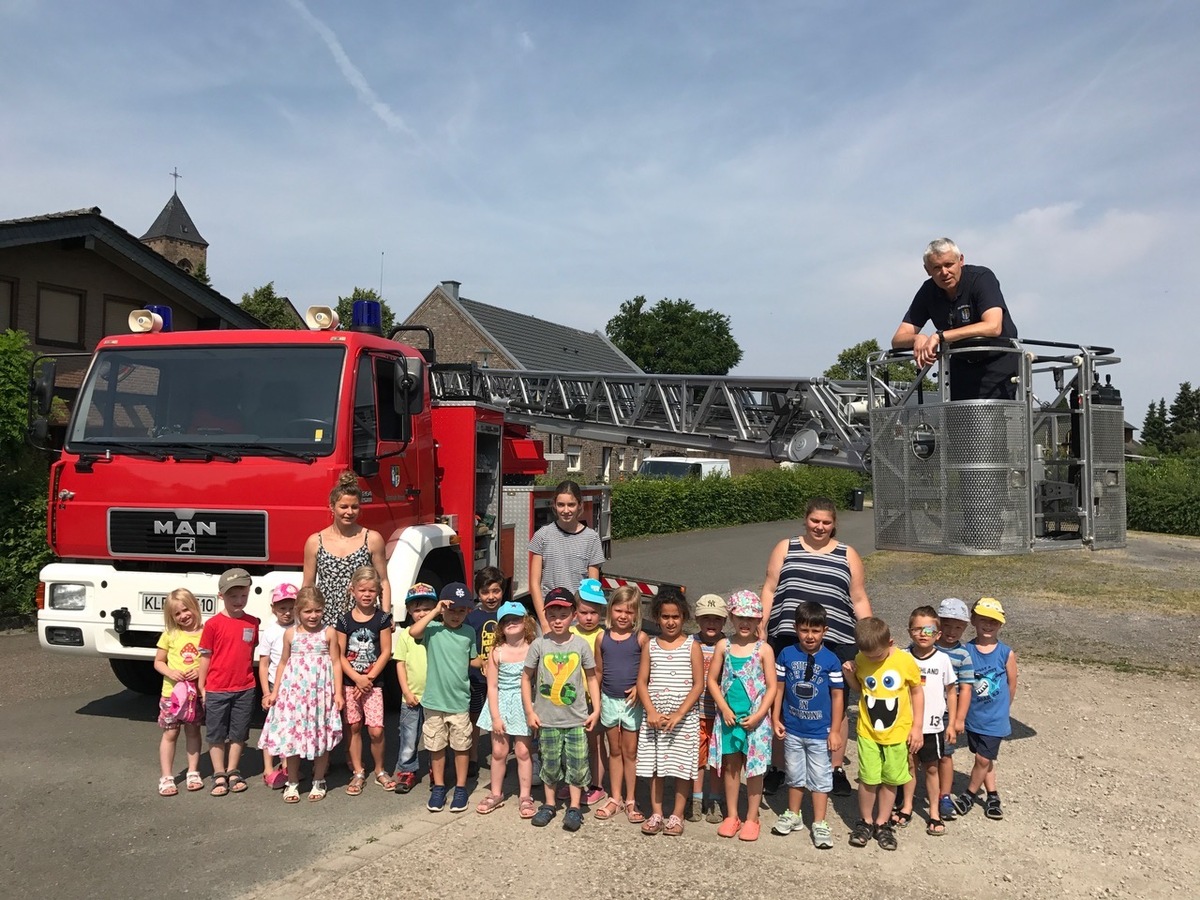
[351, 354, 422, 537]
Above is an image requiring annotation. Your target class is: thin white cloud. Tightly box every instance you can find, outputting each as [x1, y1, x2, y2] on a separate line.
[518, 30, 534, 53]
[282, 0, 413, 137]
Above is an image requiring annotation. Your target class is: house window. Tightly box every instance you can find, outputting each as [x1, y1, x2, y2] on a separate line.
[0, 277, 13, 329]
[36, 285, 84, 348]
[104, 296, 143, 336]
[566, 444, 582, 472]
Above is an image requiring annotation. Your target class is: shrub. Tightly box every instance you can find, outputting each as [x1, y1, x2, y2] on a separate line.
[1126, 458, 1200, 536]
[0, 330, 55, 618]
[610, 466, 867, 540]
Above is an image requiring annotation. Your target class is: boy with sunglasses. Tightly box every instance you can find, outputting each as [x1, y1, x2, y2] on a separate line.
[770, 601, 844, 848]
[892, 606, 956, 835]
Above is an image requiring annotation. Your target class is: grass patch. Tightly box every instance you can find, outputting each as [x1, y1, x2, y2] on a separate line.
[864, 544, 1200, 615]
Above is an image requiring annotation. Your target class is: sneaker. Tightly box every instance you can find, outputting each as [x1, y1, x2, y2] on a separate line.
[531, 804, 557, 827]
[875, 822, 898, 851]
[563, 806, 584, 832]
[831, 767, 853, 797]
[939, 794, 957, 821]
[449, 786, 469, 813]
[762, 768, 785, 795]
[952, 790, 978, 817]
[848, 819, 874, 847]
[394, 772, 417, 794]
[584, 785, 606, 806]
[427, 785, 447, 812]
[772, 810, 803, 836]
[811, 820, 834, 849]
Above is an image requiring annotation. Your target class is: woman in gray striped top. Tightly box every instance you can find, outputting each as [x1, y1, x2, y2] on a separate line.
[761, 497, 871, 792]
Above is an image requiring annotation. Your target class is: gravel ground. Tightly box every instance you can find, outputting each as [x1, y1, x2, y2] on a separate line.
[240, 529, 1200, 900]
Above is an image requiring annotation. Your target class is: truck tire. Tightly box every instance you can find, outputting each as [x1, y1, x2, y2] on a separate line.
[110, 658, 161, 696]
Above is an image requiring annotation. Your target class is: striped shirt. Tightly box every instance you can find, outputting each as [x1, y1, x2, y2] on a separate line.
[528, 522, 605, 597]
[936, 641, 976, 686]
[767, 539, 855, 647]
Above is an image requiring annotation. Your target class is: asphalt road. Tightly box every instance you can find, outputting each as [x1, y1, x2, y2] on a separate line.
[0, 513, 869, 900]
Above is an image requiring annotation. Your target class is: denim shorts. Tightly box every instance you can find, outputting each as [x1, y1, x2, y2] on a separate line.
[783, 733, 833, 793]
[600, 693, 643, 731]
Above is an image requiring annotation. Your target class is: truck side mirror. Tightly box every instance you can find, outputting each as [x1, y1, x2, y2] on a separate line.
[31, 359, 56, 416]
[394, 357, 424, 413]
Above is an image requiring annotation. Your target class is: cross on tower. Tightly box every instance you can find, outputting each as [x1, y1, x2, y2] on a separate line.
[170, 167, 182, 192]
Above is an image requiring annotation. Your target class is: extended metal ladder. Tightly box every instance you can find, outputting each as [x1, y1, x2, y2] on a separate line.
[431, 365, 873, 470]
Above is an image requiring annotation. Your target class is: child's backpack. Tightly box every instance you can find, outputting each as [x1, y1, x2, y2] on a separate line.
[165, 679, 203, 724]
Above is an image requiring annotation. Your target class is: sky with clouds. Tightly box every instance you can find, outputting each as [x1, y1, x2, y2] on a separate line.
[2, 0, 1196, 422]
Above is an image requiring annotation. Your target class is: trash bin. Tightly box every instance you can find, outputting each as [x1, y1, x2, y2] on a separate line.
[847, 488, 865, 512]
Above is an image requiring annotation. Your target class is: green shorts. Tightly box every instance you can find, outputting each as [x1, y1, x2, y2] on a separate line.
[539, 725, 589, 787]
[600, 693, 643, 731]
[856, 735, 911, 787]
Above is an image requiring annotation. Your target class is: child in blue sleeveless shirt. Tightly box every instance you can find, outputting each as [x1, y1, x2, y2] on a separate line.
[952, 597, 1019, 821]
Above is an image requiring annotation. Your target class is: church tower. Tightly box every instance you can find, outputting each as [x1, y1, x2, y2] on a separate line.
[140, 182, 208, 274]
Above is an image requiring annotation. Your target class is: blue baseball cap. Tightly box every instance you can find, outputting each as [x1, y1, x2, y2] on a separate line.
[577, 578, 607, 606]
[497, 601, 527, 621]
[439, 581, 474, 609]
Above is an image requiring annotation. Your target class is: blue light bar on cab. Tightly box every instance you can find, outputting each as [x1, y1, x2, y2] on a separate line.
[350, 299, 383, 335]
[146, 304, 173, 332]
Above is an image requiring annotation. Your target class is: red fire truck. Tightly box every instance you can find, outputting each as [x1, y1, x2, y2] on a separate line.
[29, 304, 613, 694]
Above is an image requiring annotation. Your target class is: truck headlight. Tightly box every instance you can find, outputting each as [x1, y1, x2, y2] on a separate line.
[49, 583, 87, 610]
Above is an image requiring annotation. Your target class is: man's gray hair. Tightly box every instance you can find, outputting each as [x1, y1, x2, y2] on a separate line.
[923, 238, 962, 262]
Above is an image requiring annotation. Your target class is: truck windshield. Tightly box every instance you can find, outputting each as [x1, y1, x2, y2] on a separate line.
[65, 345, 345, 456]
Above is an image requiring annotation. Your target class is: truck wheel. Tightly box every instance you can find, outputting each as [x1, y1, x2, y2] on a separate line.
[110, 658, 161, 696]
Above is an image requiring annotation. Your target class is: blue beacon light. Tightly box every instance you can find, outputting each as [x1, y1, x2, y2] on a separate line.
[145, 304, 173, 332]
[350, 299, 383, 335]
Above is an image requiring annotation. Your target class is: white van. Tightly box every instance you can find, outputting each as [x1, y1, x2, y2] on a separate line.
[636, 456, 732, 479]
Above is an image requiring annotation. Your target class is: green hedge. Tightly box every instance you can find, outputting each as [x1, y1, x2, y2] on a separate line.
[611, 467, 868, 540]
[0, 330, 54, 619]
[1126, 458, 1200, 536]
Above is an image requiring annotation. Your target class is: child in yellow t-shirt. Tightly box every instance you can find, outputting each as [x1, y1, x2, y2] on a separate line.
[153, 588, 206, 796]
[841, 616, 923, 851]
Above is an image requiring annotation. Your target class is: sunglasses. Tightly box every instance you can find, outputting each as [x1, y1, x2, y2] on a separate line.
[910, 625, 938, 637]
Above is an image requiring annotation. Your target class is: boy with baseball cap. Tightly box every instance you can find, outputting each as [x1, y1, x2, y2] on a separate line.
[953, 597, 1018, 821]
[257, 583, 297, 788]
[523, 587, 600, 831]
[198, 568, 260, 796]
[934, 597, 975, 822]
[392, 582, 438, 793]
[408, 581, 478, 813]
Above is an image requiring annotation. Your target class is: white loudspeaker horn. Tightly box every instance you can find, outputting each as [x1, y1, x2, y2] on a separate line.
[128, 309, 164, 333]
[305, 306, 339, 331]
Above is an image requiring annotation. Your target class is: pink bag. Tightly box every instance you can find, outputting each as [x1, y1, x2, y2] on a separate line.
[164, 680, 203, 724]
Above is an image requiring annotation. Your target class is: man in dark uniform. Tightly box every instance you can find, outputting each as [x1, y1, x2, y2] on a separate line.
[891, 238, 1020, 400]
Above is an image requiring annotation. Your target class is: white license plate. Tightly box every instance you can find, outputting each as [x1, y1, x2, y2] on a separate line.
[140, 593, 218, 616]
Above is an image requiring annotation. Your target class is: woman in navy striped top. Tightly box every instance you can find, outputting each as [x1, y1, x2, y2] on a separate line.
[760, 497, 871, 792]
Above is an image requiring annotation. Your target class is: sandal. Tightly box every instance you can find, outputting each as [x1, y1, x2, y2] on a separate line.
[476, 793, 505, 815]
[663, 814, 684, 836]
[594, 798, 622, 820]
[283, 782, 301, 804]
[875, 822, 898, 851]
[985, 794, 1003, 820]
[890, 809, 913, 828]
[346, 771, 366, 796]
[518, 796, 538, 819]
[185, 771, 204, 792]
[210, 773, 228, 797]
[158, 776, 178, 797]
[373, 771, 397, 791]
[624, 800, 645, 824]
[227, 770, 248, 793]
[640, 813, 664, 835]
[308, 779, 328, 802]
[926, 818, 946, 836]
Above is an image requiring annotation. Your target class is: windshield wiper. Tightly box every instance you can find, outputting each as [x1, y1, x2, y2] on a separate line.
[155, 442, 243, 463]
[224, 442, 317, 463]
[73, 441, 170, 461]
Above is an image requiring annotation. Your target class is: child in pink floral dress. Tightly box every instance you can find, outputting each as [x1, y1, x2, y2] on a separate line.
[260, 587, 345, 802]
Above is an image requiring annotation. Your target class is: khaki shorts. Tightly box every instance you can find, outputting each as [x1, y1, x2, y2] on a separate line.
[422, 709, 472, 752]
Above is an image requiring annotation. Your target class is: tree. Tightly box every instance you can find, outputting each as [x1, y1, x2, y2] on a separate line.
[1141, 399, 1169, 452]
[605, 296, 742, 375]
[239, 282, 301, 330]
[824, 338, 932, 387]
[192, 261, 212, 287]
[336, 287, 396, 335]
[1166, 382, 1200, 453]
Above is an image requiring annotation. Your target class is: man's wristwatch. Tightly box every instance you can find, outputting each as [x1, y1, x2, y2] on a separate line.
[935, 330, 945, 348]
